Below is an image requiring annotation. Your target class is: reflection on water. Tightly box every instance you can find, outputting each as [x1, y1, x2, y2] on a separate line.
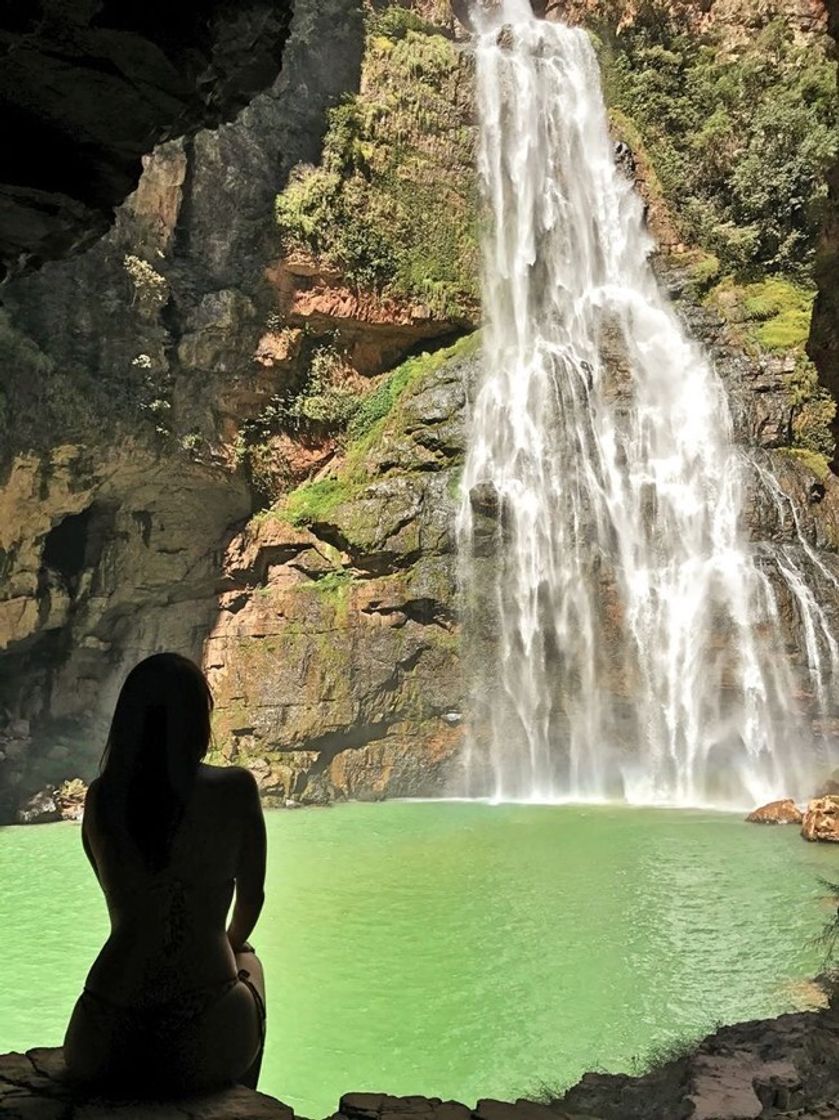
[0, 802, 834, 1115]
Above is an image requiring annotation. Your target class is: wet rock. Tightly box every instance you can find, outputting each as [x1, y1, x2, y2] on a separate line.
[206, 353, 471, 803]
[815, 768, 839, 797]
[746, 799, 803, 825]
[802, 795, 839, 842]
[55, 778, 88, 822]
[16, 788, 61, 825]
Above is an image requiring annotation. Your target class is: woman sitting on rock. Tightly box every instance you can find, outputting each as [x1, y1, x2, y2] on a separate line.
[64, 652, 267, 1095]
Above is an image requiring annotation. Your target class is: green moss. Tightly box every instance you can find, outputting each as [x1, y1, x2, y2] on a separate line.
[284, 477, 355, 528]
[275, 18, 478, 319]
[307, 570, 355, 597]
[705, 277, 834, 464]
[446, 464, 463, 501]
[345, 332, 477, 463]
[735, 278, 815, 350]
[778, 447, 832, 481]
[706, 276, 816, 352]
[275, 333, 476, 531]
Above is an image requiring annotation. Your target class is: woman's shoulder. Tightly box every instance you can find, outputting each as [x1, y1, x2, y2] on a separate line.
[197, 763, 260, 796]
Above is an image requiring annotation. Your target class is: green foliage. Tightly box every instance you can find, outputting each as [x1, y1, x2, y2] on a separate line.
[283, 477, 353, 527]
[629, 1034, 702, 1075]
[706, 276, 836, 465]
[366, 5, 435, 40]
[275, 18, 478, 319]
[348, 331, 477, 449]
[307, 569, 356, 597]
[707, 276, 816, 352]
[278, 333, 477, 528]
[779, 447, 832, 481]
[687, 252, 721, 293]
[597, 13, 838, 278]
[348, 349, 429, 442]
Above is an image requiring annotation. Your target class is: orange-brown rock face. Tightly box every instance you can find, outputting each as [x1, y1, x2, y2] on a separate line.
[801, 795, 839, 840]
[747, 799, 804, 824]
[266, 256, 469, 376]
[203, 344, 477, 803]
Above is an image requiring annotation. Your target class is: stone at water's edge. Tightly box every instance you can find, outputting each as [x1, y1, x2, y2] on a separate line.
[8, 1008, 839, 1119]
[16, 779, 87, 825]
[801, 795, 839, 842]
[746, 799, 803, 825]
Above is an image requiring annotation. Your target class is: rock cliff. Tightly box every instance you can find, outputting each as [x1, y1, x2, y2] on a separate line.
[0, 0, 295, 278]
[1, 0, 838, 816]
[0, 0, 368, 818]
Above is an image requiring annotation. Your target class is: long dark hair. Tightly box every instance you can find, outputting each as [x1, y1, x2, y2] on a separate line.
[98, 653, 213, 871]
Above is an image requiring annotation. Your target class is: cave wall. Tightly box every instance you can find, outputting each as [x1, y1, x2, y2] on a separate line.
[0, 0, 296, 279]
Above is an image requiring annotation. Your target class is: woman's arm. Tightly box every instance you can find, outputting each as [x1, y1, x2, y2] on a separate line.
[227, 769, 267, 953]
[81, 778, 101, 883]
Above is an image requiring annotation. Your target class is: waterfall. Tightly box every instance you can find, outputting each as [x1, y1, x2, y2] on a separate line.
[456, 1, 837, 808]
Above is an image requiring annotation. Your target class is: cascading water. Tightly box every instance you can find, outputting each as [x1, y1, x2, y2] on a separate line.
[456, 0, 837, 808]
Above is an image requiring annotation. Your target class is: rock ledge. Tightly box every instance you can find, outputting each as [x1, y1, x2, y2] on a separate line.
[6, 1007, 839, 1120]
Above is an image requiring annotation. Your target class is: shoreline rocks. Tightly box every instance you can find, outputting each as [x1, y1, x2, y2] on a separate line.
[16, 778, 87, 825]
[801, 795, 839, 842]
[6, 1004, 839, 1120]
[746, 798, 803, 825]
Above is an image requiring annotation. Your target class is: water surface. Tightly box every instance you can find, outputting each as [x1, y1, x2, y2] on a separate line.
[1, 802, 835, 1115]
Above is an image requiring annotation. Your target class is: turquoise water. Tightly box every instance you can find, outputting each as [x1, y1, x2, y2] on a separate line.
[1, 802, 836, 1115]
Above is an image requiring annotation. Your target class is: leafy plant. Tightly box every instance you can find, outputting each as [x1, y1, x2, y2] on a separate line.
[597, 11, 838, 278]
[275, 18, 479, 319]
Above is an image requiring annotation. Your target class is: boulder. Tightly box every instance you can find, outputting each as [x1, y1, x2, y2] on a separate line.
[746, 799, 803, 825]
[801, 796, 839, 842]
[16, 788, 61, 825]
[55, 778, 88, 822]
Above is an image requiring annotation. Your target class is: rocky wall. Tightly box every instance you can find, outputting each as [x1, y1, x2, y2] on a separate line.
[0, 0, 369, 820]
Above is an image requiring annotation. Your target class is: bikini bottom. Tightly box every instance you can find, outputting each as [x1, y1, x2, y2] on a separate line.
[76, 968, 266, 1090]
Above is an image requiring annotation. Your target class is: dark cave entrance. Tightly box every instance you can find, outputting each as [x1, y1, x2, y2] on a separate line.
[41, 505, 113, 597]
[42, 508, 93, 581]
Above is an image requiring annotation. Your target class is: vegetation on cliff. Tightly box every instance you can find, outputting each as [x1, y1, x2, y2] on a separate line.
[274, 7, 478, 320]
[596, 10, 838, 279]
[274, 333, 478, 529]
[590, 4, 838, 475]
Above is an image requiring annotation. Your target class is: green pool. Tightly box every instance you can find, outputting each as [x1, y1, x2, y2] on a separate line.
[1, 802, 835, 1115]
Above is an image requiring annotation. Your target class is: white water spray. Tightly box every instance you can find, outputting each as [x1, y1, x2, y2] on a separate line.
[456, 2, 836, 808]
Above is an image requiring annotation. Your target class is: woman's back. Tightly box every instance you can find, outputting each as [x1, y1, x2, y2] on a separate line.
[83, 764, 254, 1004]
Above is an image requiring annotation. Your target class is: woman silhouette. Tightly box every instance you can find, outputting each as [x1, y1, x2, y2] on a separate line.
[64, 653, 267, 1095]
